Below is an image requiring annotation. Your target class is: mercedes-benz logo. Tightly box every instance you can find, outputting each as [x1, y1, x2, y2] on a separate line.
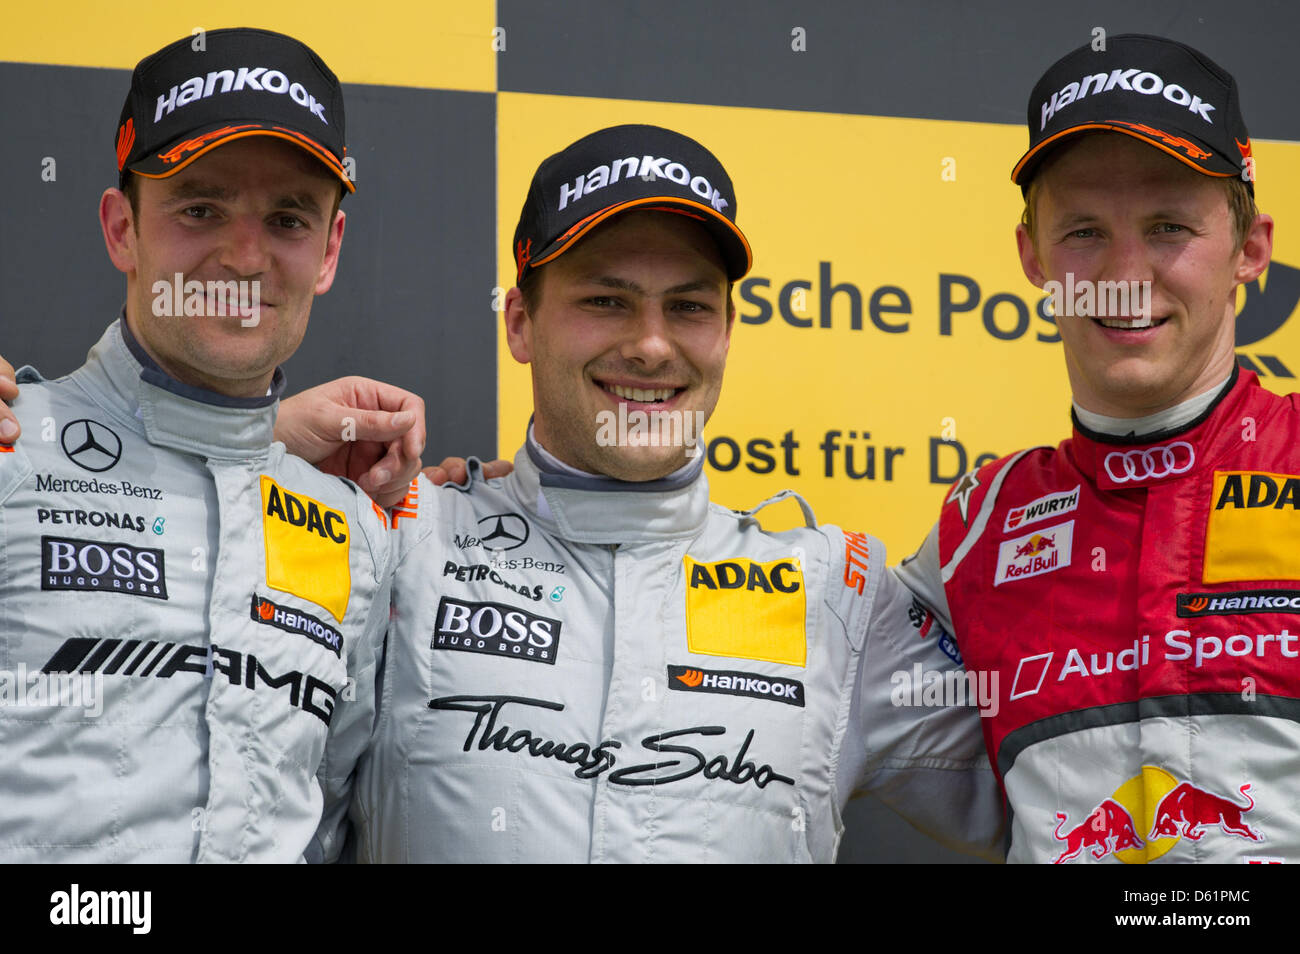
[60, 419, 123, 473]
[477, 512, 529, 551]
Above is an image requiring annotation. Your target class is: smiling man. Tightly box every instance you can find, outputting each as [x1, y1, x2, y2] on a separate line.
[0, 29, 393, 861]
[896, 35, 1295, 863]
[348, 124, 1001, 863]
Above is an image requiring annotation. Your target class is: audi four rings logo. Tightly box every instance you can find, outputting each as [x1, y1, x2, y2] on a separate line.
[60, 420, 123, 473]
[1103, 442, 1195, 483]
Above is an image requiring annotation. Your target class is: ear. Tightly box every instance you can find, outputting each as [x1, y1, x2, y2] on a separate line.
[1233, 212, 1274, 287]
[504, 286, 533, 365]
[314, 209, 346, 295]
[100, 188, 137, 276]
[1016, 223, 1048, 289]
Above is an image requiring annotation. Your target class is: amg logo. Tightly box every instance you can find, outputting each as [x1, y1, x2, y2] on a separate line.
[432, 597, 561, 665]
[668, 665, 804, 707]
[559, 155, 729, 212]
[41, 535, 166, 599]
[1178, 589, 1300, 617]
[154, 67, 329, 124]
[43, 637, 338, 725]
[251, 594, 343, 657]
[1040, 68, 1216, 130]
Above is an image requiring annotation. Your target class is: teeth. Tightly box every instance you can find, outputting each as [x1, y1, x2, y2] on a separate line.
[1099, 316, 1156, 329]
[609, 384, 676, 402]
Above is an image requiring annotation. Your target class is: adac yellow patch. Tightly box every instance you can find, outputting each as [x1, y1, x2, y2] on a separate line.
[260, 476, 351, 621]
[683, 556, 806, 667]
[1204, 471, 1300, 583]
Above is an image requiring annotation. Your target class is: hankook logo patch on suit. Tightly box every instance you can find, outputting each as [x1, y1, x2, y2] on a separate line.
[251, 594, 343, 657]
[1178, 588, 1300, 618]
[432, 597, 561, 665]
[40, 535, 167, 599]
[668, 665, 804, 707]
[60, 420, 123, 473]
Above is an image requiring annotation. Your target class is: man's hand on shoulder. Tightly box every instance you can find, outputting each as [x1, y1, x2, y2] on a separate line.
[424, 457, 514, 486]
[276, 376, 426, 508]
[0, 353, 19, 444]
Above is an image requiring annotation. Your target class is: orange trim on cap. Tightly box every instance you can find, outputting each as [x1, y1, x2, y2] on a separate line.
[133, 129, 355, 193]
[1012, 122, 1235, 184]
[522, 195, 752, 281]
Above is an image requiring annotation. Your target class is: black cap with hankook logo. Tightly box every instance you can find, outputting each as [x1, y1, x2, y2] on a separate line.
[1013, 34, 1252, 193]
[512, 124, 752, 284]
[115, 27, 353, 193]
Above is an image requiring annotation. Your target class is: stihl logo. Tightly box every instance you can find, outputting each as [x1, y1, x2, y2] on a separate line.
[1040, 68, 1216, 130]
[558, 155, 730, 212]
[154, 68, 330, 125]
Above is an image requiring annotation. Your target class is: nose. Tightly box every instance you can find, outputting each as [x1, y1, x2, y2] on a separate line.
[218, 215, 271, 278]
[621, 302, 675, 367]
[1100, 229, 1156, 287]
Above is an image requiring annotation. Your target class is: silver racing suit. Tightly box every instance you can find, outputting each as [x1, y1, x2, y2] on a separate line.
[352, 437, 1001, 862]
[0, 320, 392, 862]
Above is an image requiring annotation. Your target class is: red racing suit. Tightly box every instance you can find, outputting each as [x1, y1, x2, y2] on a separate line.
[896, 368, 1300, 863]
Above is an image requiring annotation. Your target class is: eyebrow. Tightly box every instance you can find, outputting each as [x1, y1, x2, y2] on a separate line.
[163, 181, 325, 216]
[577, 276, 723, 295]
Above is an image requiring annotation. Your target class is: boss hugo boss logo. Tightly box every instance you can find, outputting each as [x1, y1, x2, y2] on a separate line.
[432, 597, 562, 665]
[41, 536, 167, 599]
[1103, 442, 1195, 483]
[60, 420, 122, 473]
[668, 665, 805, 707]
[153, 67, 330, 124]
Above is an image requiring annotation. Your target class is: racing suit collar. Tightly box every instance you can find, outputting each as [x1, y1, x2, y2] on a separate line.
[512, 426, 710, 543]
[1069, 366, 1253, 491]
[69, 318, 282, 459]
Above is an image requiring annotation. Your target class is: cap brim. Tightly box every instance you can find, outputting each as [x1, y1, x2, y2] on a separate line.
[127, 121, 354, 193]
[1012, 121, 1241, 186]
[523, 196, 752, 283]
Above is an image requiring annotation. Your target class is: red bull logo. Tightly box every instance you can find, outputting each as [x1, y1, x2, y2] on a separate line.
[1013, 534, 1056, 559]
[1052, 799, 1144, 863]
[1051, 766, 1265, 863]
[994, 520, 1073, 586]
[1149, 782, 1262, 843]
